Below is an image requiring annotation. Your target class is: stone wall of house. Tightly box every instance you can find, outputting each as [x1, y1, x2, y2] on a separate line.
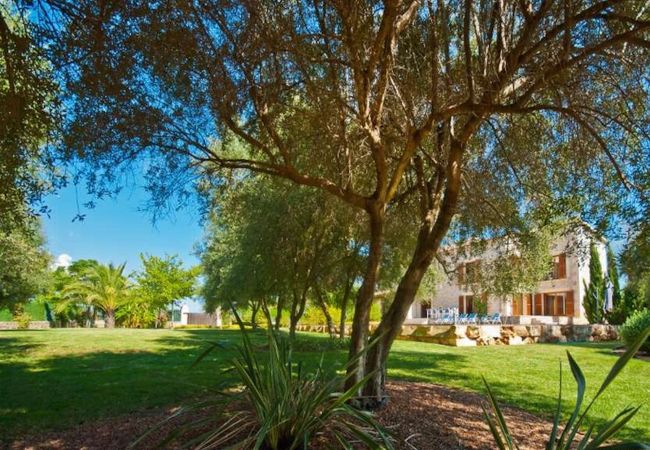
[0, 321, 51, 330]
[295, 323, 619, 347]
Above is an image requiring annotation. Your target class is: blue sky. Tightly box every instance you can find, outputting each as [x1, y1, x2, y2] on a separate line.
[43, 184, 207, 312]
[43, 183, 203, 275]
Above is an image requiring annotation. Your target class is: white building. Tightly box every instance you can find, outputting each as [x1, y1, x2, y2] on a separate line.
[406, 227, 608, 325]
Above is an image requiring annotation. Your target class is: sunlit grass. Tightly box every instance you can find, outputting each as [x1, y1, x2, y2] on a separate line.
[0, 328, 648, 441]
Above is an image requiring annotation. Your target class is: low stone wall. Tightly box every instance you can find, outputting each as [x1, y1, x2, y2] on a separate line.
[0, 321, 51, 330]
[296, 323, 619, 347]
[399, 323, 618, 346]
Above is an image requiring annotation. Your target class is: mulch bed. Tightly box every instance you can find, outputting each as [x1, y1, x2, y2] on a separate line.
[5, 381, 552, 450]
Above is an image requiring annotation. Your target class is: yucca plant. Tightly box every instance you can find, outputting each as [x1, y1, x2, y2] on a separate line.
[134, 308, 393, 450]
[482, 325, 650, 450]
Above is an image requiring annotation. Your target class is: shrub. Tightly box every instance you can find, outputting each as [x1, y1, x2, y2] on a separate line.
[620, 309, 650, 353]
[14, 311, 32, 329]
[482, 325, 650, 449]
[583, 243, 606, 324]
[136, 311, 392, 449]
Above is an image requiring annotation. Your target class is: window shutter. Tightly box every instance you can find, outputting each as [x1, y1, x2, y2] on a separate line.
[559, 254, 567, 278]
[534, 293, 543, 315]
[458, 296, 464, 313]
[458, 265, 465, 285]
[512, 295, 521, 316]
[524, 294, 533, 315]
[566, 290, 575, 316]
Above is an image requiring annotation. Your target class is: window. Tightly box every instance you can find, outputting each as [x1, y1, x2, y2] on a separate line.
[533, 291, 575, 316]
[459, 295, 474, 314]
[544, 293, 566, 315]
[512, 293, 533, 316]
[550, 254, 567, 279]
[458, 260, 481, 287]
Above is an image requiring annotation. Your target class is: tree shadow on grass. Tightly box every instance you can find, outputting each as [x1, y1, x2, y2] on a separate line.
[0, 331, 242, 440]
[0, 329, 351, 441]
[0, 335, 44, 358]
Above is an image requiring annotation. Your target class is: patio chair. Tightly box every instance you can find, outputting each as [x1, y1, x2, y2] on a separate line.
[490, 312, 502, 324]
[478, 314, 489, 324]
[467, 313, 478, 324]
[457, 313, 468, 324]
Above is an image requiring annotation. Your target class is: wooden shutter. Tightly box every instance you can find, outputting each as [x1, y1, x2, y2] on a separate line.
[524, 294, 533, 315]
[458, 296, 464, 313]
[534, 293, 543, 315]
[458, 265, 465, 285]
[466, 295, 474, 313]
[566, 290, 575, 316]
[558, 254, 567, 278]
[512, 295, 521, 316]
[554, 295, 564, 315]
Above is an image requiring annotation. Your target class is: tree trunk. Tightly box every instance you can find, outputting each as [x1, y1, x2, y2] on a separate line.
[289, 289, 308, 340]
[315, 287, 336, 338]
[339, 275, 353, 339]
[362, 246, 434, 407]
[105, 310, 116, 328]
[359, 132, 470, 406]
[251, 302, 259, 330]
[274, 296, 284, 331]
[345, 210, 384, 392]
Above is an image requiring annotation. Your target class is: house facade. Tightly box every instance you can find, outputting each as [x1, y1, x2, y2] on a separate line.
[406, 228, 608, 325]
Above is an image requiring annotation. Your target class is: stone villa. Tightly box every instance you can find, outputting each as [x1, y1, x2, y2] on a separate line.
[406, 226, 610, 326]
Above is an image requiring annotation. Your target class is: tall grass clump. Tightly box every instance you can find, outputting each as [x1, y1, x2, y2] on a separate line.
[482, 325, 650, 449]
[135, 309, 392, 449]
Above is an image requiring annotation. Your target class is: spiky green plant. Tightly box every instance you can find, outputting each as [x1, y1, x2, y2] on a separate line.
[133, 309, 393, 450]
[482, 325, 650, 450]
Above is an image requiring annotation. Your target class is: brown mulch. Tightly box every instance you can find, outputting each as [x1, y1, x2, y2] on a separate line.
[376, 382, 552, 449]
[5, 382, 552, 450]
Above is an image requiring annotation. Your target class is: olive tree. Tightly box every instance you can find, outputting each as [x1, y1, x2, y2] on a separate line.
[32, 0, 650, 404]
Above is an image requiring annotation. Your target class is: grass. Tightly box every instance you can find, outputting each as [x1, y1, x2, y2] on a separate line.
[0, 328, 648, 442]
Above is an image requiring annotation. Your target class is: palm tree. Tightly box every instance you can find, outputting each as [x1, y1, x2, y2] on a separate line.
[64, 263, 130, 328]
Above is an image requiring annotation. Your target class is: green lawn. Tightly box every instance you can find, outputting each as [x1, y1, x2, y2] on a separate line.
[1, 328, 648, 442]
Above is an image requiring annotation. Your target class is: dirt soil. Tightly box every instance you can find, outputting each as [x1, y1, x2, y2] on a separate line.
[5, 381, 553, 450]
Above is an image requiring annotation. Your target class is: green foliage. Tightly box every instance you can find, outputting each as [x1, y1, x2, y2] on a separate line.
[0, 218, 50, 312]
[619, 223, 650, 312]
[0, 2, 63, 231]
[620, 310, 650, 353]
[583, 244, 606, 324]
[140, 313, 393, 450]
[124, 254, 198, 328]
[447, 224, 560, 303]
[200, 175, 365, 334]
[63, 263, 130, 328]
[13, 309, 31, 329]
[39, 260, 99, 326]
[606, 288, 638, 326]
[0, 301, 44, 321]
[482, 325, 650, 449]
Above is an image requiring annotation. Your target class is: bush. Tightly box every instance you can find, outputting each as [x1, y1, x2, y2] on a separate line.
[620, 309, 650, 353]
[14, 312, 32, 329]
